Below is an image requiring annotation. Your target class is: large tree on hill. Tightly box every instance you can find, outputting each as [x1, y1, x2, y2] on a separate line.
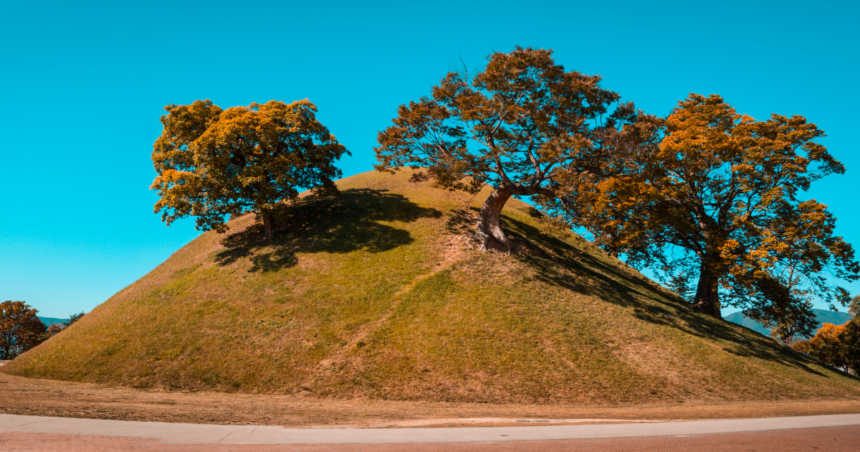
[566, 94, 859, 319]
[374, 47, 643, 252]
[152, 99, 349, 240]
[0, 301, 46, 360]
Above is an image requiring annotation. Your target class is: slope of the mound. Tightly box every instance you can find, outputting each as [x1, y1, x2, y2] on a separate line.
[6, 168, 860, 404]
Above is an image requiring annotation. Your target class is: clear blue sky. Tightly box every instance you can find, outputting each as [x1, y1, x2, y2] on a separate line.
[1, 0, 858, 318]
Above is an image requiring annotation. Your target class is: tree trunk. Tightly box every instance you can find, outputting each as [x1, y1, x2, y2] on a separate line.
[692, 262, 722, 319]
[475, 186, 515, 252]
[261, 210, 275, 240]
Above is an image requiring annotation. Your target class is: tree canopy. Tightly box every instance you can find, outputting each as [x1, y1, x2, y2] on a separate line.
[793, 314, 860, 374]
[0, 301, 46, 360]
[375, 47, 643, 251]
[794, 322, 852, 372]
[564, 94, 858, 319]
[152, 99, 349, 239]
[840, 317, 860, 373]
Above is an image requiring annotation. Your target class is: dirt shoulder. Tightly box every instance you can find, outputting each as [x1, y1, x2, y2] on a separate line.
[2, 373, 859, 428]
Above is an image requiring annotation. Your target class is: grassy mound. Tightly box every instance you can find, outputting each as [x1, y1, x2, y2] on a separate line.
[6, 168, 860, 404]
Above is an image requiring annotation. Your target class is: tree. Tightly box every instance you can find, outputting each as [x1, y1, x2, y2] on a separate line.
[794, 318, 860, 375]
[744, 266, 818, 346]
[46, 323, 65, 336]
[569, 94, 859, 318]
[375, 47, 642, 252]
[840, 316, 860, 375]
[152, 99, 350, 240]
[542, 114, 664, 258]
[667, 268, 695, 302]
[792, 339, 815, 356]
[794, 322, 850, 371]
[849, 295, 860, 316]
[762, 300, 817, 347]
[0, 301, 47, 360]
[65, 311, 85, 326]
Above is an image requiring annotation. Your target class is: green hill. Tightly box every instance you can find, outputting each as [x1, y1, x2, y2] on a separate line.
[5, 168, 860, 404]
[725, 310, 853, 339]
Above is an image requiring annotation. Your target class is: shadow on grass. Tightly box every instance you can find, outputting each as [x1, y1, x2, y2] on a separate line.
[497, 214, 833, 378]
[215, 189, 442, 272]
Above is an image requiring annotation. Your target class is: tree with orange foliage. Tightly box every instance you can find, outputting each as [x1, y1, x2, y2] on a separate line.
[565, 94, 858, 319]
[0, 301, 47, 360]
[152, 100, 349, 240]
[375, 47, 648, 252]
[794, 322, 850, 371]
[794, 313, 860, 375]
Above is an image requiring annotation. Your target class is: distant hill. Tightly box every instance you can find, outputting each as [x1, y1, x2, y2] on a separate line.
[37, 317, 69, 327]
[6, 168, 860, 404]
[725, 309, 853, 338]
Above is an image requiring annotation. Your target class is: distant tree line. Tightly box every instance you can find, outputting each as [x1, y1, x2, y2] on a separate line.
[151, 47, 859, 340]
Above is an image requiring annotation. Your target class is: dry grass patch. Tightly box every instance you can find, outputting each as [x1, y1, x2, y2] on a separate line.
[2, 373, 860, 427]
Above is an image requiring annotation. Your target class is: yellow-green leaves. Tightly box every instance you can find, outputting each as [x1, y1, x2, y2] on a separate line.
[151, 100, 349, 239]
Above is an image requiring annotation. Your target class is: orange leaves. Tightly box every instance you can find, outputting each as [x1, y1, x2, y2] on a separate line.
[796, 317, 860, 372]
[151, 99, 349, 237]
[375, 46, 630, 199]
[151, 169, 193, 186]
[811, 322, 846, 348]
[794, 322, 852, 370]
[659, 95, 741, 176]
[570, 91, 857, 319]
[375, 47, 649, 251]
[0, 301, 47, 359]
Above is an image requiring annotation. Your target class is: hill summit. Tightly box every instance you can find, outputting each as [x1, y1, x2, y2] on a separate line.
[5, 169, 859, 404]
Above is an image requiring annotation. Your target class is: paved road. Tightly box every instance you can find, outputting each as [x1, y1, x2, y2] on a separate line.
[1, 425, 859, 451]
[1, 413, 859, 445]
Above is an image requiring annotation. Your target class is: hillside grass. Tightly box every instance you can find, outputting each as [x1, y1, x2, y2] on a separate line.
[5, 168, 860, 404]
